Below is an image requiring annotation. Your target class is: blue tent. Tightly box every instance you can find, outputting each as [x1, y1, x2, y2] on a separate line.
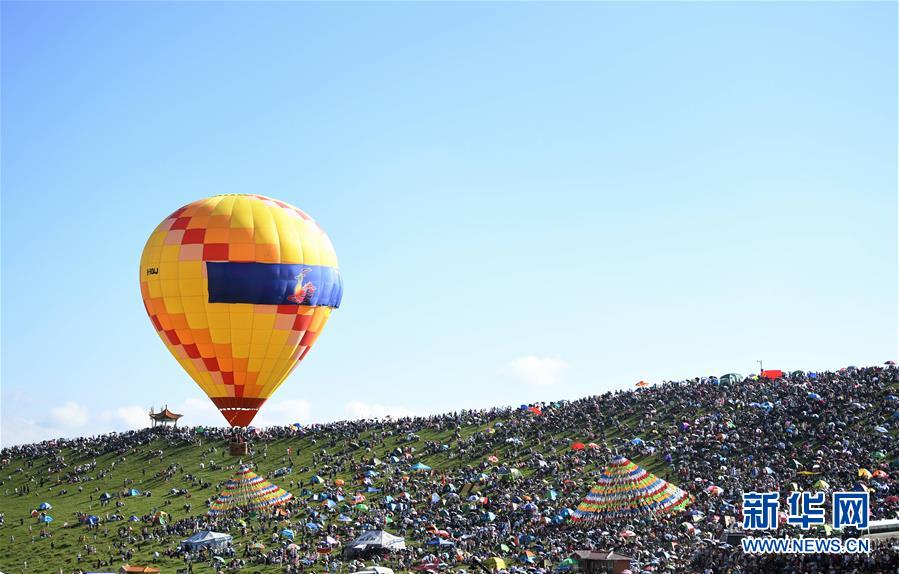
[127, 488, 141, 497]
[337, 514, 352, 522]
[281, 529, 295, 539]
[128, 516, 140, 522]
[631, 438, 644, 446]
[293, 422, 303, 429]
[306, 522, 321, 531]
[99, 492, 112, 501]
[411, 462, 431, 471]
[427, 538, 455, 547]
[808, 392, 823, 401]
[86, 515, 99, 525]
[38, 502, 52, 510]
[42, 515, 53, 523]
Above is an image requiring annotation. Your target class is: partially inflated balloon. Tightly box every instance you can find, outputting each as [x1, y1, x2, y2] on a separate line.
[139, 194, 342, 427]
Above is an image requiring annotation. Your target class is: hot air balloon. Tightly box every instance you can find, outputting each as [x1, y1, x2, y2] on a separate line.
[139, 194, 342, 427]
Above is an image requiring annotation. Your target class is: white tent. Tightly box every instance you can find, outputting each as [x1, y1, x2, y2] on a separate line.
[181, 530, 233, 551]
[347, 530, 406, 551]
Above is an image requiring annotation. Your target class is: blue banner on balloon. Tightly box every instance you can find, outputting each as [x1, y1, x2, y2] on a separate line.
[206, 262, 343, 307]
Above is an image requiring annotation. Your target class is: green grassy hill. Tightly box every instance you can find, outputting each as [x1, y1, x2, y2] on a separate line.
[0, 420, 603, 574]
[0, 415, 666, 574]
[2, 369, 896, 574]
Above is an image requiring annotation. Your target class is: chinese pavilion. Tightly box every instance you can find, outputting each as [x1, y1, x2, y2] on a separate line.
[149, 405, 183, 427]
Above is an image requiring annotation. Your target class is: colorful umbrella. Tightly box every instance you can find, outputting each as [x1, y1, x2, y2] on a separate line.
[209, 466, 293, 515]
[573, 456, 693, 520]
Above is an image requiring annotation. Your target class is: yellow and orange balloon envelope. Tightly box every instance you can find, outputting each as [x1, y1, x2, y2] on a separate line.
[139, 194, 342, 427]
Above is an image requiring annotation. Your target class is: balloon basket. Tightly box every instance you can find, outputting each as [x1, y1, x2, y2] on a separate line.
[229, 440, 248, 457]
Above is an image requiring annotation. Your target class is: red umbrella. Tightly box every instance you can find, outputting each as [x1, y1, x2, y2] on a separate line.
[635, 380, 649, 388]
[571, 442, 585, 451]
[528, 406, 542, 415]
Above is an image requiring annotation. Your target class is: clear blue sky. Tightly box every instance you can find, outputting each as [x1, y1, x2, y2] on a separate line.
[2, 2, 896, 446]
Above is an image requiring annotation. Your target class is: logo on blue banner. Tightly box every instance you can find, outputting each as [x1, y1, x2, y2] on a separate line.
[832, 492, 869, 530]
[787, 491, 826, 529]
[742, 492, 780, 530]
[206, 262, 343, 307]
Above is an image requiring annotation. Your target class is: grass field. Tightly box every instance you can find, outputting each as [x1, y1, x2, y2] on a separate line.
[5, 377, 894, 574]
[0, 417, 644, 574]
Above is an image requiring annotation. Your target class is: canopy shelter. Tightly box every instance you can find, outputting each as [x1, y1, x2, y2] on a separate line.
[181, 530, 233, 551]
[346, 530, 406, 552]
[719, 373, 743, 385]
[573, 456, 693, 520]
[148, 405, 182, 427]
[208, 466, 293, 515]
[569, 550, 633, 574]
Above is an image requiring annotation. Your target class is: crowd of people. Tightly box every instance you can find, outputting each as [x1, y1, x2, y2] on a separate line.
[2, 365, 898, 573]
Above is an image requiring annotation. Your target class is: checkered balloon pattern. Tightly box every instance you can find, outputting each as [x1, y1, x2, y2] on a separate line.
[139, 194, 342, 427]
